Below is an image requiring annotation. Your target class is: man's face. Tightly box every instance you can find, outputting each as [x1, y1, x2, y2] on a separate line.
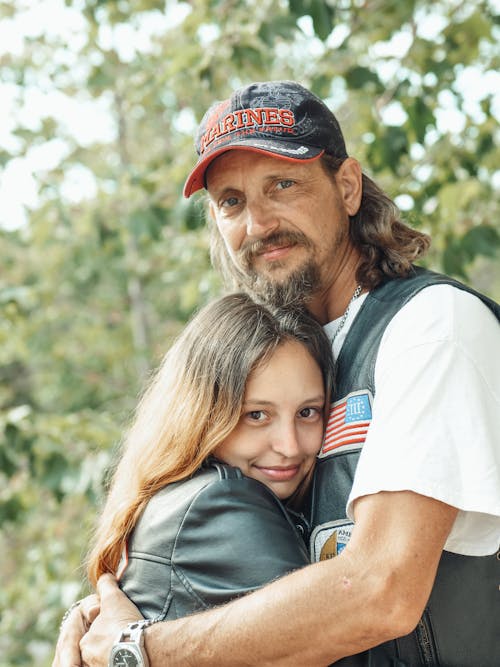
[206, 151, 353, 307]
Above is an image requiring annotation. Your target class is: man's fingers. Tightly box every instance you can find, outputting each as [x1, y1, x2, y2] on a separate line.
[80, 576, 143, 667]
[80, 593, 101, 624]
[52, 602, 88, 667]
[96, 573, 142, 622]
[87, 602, 101, 625]
[96, 573, 119, 600]
[56, 647, 82, 667]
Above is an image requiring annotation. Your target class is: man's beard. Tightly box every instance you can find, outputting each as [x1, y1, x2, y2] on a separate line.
[240, 258, 320, 308]
[213, 230, 321, 308]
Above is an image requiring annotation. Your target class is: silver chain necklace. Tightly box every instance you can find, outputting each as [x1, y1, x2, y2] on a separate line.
[331, 284, 362, 345]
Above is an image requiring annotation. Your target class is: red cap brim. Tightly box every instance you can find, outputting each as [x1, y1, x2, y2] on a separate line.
[183, 144, 324, 198]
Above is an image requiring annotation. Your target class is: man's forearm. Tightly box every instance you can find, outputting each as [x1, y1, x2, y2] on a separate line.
[78, 492, 454, 666]
[143, 491, 456, 666]
[144, 554, 400, 666]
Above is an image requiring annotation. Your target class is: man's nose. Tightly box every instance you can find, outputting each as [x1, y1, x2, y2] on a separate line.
[245, 201, 279, 238]
[271, 420, 301, 458]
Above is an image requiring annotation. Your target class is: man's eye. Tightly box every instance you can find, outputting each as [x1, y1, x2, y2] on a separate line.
[221, 195, 240, 208]
[276, 180, 294, 190]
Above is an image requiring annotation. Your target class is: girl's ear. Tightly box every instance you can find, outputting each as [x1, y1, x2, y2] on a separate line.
[336, 158, 362, 217]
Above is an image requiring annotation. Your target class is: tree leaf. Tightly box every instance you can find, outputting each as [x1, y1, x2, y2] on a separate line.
[345, 66, 382, 92]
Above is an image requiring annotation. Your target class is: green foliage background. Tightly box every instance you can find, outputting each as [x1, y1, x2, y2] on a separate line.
[1, 0, 499, 663]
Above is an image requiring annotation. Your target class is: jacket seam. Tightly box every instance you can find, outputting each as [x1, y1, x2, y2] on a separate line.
[170, 476, 231, 609]
[127, 550, 171, 566]
[171, 562, 209, 609]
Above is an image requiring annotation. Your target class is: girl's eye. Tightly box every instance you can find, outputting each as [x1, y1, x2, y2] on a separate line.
[299, 407, 320, 419]
[247, 410, 266, 422]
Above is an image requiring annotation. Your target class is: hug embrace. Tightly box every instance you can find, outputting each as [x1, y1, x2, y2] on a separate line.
[54, 81, 500, 667]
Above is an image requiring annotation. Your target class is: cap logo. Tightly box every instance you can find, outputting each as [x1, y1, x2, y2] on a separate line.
[199, 107, 296, 155]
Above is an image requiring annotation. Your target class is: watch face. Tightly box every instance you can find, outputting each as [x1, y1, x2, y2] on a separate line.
[113, 647, 141, 667]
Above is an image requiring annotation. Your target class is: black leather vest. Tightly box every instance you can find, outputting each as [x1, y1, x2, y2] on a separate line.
[308, 267, 500, 666]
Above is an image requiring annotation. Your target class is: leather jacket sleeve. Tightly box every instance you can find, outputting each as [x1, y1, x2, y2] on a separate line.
[119, 463, 310, 620]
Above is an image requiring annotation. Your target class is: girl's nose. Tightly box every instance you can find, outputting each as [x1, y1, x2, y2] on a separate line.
[270, 421, 301, 458]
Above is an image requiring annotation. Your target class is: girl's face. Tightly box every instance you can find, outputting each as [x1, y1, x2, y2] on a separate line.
[214, 340, 326, 499]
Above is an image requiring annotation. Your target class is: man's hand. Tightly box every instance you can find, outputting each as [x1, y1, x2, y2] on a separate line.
[52, 594, 100, 667]
[80, 574, 143, 667]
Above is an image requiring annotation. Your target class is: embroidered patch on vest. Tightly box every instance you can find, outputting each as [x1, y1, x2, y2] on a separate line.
[319, 390, 373, 458]
[310, 520, 353, 562]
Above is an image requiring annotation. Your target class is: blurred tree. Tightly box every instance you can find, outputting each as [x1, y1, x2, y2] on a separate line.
[0, 0, 498, 662]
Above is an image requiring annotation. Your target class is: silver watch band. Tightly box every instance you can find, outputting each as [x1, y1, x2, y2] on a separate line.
[110, 619, 161, 667]
[119, 619, 157, 642]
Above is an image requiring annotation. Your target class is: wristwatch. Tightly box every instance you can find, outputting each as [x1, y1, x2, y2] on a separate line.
[109, 620, 151, 667]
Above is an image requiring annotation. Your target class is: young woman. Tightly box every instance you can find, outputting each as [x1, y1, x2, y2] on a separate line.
[86, 293, 334, 622]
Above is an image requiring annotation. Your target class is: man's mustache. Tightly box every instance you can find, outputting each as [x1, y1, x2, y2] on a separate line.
[238, 231, 312, 266]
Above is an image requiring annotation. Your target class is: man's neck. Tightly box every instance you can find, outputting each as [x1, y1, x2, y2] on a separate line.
[308, 259, 363, 325]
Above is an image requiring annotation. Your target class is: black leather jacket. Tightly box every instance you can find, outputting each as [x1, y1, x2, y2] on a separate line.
[119, 460, 309, 620]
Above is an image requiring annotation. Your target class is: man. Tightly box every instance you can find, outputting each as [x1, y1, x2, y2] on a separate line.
[54, 81, 500, 666]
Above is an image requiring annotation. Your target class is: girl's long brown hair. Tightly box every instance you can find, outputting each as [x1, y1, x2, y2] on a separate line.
[86, 293, 334, 586]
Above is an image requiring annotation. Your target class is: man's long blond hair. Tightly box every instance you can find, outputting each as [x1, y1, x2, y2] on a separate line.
[86, 293, 334, 586]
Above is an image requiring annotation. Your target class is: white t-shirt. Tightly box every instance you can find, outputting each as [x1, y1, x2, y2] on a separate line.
[326, 284, 500, 557]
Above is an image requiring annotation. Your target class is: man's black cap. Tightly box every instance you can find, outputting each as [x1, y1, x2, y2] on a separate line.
[183, 80, 348, 197]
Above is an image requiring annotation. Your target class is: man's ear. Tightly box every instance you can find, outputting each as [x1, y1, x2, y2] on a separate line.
[208, 200, 216, 222]
[336, 158, 362, 216]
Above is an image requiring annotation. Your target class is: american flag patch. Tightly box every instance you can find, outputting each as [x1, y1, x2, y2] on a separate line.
[319, 390, 372, 458]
